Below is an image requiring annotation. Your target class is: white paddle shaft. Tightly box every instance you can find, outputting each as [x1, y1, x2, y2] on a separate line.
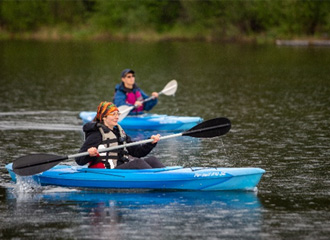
[68, 132, 183, 159]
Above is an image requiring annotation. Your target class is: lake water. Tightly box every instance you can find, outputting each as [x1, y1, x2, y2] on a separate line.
[0, 40, 329, 239]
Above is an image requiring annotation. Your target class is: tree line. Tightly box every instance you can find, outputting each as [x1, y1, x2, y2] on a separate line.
[0, 0, 329, 41]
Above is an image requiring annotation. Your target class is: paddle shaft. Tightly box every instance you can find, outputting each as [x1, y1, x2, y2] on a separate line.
[68, 133, 183, 159]
[68, 122, 229, 159]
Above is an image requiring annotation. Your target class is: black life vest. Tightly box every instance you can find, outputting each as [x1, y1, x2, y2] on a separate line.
[91, 124, 129, 169]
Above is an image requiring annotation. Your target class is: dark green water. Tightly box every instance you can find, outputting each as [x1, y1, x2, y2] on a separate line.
[0, 40, 329, 239]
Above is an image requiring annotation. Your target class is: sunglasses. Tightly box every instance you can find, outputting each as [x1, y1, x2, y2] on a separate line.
[107, 111, 121, 117]
[125, 74, 135, 78]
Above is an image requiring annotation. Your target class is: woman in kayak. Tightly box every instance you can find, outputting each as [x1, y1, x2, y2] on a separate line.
[75, 101, 165, 169]
[113, 69, 158, 115]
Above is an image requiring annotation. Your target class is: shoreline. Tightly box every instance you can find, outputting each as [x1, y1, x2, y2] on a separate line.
[1, 29, 330, 46]
[275, 39, 330, 46]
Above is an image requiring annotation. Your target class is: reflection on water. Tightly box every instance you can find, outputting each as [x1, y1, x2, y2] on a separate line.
[4, 187, 262, 239]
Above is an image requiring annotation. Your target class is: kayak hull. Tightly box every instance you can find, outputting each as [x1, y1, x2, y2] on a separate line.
[6, 163, 265, 191]
[79, 111, 203, 131]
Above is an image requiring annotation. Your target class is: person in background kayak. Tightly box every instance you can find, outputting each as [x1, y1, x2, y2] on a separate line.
[75, 101, 165, 169]
[113, 69, 158, 115]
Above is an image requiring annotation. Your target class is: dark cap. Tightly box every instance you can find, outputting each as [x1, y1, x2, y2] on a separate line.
[121, 69, 135, 78]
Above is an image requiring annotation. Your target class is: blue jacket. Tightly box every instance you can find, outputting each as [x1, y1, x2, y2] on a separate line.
[113, 83, 158, 115]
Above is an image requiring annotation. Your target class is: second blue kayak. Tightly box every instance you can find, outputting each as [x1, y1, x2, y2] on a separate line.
[79, 111, 203, 131]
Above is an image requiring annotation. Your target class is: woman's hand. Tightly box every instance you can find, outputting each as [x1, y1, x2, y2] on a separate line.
[88, 147, 99, 157]
[151, 92, 159, 98]
[134, 100, 143, 107]
[150, 134, 161, 144]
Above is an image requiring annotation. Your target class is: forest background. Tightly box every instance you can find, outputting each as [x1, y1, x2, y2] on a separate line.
[0, 0, 329, 43]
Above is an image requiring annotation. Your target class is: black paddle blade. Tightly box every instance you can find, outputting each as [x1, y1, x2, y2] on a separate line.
[183, 117, 231, 138]
[13, 153, 68, 176]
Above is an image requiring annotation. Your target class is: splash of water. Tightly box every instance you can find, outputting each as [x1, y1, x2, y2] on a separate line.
[14, 175, 42, 193]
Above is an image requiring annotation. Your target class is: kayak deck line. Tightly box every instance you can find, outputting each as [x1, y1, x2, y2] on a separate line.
[45, 165, 186, 179]
[60, 170, 126, 178]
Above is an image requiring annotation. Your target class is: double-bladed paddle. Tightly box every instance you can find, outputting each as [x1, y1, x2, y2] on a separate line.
[117, 79, 178, 121]
[12, 117, 231, 176]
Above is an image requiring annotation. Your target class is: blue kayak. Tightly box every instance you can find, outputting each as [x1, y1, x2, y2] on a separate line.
[79, 111, 203, 131]
[6, 163, 265, 191]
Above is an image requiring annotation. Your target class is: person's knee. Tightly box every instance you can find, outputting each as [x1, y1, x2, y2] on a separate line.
[145, 157, 165, 168]
[132, 159, 152, 169]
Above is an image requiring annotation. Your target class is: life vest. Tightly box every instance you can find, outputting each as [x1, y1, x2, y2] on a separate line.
[126, 91, 144, 113]
[89, 124, 129, 169]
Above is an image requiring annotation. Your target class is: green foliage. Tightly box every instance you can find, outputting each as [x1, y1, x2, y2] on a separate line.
[91, 0, 181, 33]
[0, 0, 50, 31]
[0, 0, 329, 39]
[0, 0, 91, 31]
